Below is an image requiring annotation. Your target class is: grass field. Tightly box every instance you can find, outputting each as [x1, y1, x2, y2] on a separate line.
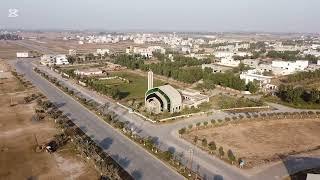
[104, 71, 166, 101]
[209, 94, 265, 109]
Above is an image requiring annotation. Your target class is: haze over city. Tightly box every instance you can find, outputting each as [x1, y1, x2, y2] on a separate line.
[1, 0, 320, 33]
[1, 1, 320, 180]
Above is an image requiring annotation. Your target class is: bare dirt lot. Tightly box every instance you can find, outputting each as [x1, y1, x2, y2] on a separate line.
[0, 61, 98, 180]
[0, 41, 28, 59]
[184, 119, 320, 168]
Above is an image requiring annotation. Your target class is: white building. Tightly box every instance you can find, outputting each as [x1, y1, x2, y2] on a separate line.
[16, 52, 29, 58]
[40, 54, 56, 65]
[74, 68, 103, 76]
[271, 60, 308, 75]
[240, 70, 273, 86]
[218, 57, 240, 67]
[96, 49, 110, 56]
[68, 49, 77, 56]
[55, 55, 69, 65]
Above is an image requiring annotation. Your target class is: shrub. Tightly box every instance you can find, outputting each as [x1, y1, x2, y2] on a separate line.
[193, 136, 198, 144]
[219, 146, 224, 157]
[178, 128, 186, 135]
[196, 122, 201, 127]
[202, 138, 207, 147]
[227, 149, 236, 163]
[211, 119, 216, 124]
[208, 141, 216, 152]
[203, 121, 208, 127]
[188, 124, 193, 129]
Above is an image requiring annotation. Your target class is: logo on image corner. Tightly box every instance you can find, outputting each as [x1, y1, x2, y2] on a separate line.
[8, 9, 19, 18]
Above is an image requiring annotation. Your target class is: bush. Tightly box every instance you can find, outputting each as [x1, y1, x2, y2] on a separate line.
[178, 128, 186, 135]
[193, 136, 198, 144]
[208, 141, 216, 151]
[188, 124, 193, 129]
[227, 149, 236, 163]
[202, 138, 207, 147]
[196, 122, 201, 127]
[219, 146, 224, 157]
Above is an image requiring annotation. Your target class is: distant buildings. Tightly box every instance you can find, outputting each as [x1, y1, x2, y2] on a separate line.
[271, 60, 308, 75]
[74, 68, 103, 76]
[201, 64, 232, 73]
[240, 69, 272, 85]
[40, 54, 69, 66]
[68, 49, 77, 56]
[96, 49, 110, 56]
[16, 52, 29, 58]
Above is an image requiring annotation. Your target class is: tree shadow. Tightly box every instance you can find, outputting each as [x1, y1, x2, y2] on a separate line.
[99, 137, 113, 150]
[118, 91, 130, 100]
[111, 154, 131, 168]
[131, 169, 143, 180]
[53, 102, 66, 108]
[79, 126, 88, 133]
[168, 146, 176, 154]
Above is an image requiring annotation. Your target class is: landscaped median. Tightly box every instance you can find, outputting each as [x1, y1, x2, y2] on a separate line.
[33, 67, 203, 179]
[178, 111, 320, 169]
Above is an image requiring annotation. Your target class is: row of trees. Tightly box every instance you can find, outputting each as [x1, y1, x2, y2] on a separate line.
[267, 50, 319, 62]
[277, 85, 320, 104]
[285, 69, 320, 83]
[34, 97, 130, 179]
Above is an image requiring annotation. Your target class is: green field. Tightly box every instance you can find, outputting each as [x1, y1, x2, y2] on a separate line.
[209, 95, 265, 109]
[101, 71, 165, 101]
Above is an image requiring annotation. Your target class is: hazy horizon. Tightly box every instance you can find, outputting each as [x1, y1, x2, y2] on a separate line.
[1, 0, 320, 33]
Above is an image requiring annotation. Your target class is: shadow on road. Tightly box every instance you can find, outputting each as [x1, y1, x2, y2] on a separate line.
[111, 154, 131, 168]
[53, 102, 66, 108]
[281, 155, 320, 180]
[99, 137, 113, 150]
[131, 169, 143, 180]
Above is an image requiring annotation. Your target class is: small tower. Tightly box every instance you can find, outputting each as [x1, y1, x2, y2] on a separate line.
[148, 70, 153, 90]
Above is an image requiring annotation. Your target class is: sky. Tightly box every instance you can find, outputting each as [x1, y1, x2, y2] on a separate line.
[0, 0, 319, 33]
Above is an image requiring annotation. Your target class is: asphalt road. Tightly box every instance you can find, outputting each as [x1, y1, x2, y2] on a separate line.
[14, 60, 184, 180]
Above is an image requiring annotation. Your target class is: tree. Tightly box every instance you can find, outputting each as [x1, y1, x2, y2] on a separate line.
[203, 121, 208, 127]
[188, 124, 193, 130]
[193, 136, 198, 144]
[202, 138, 208, 147]
[219, 146, 225, 157]
[211, 119, 216, 125]
[196, 122, 201, 129]
[178, 128, 186, 135]
[208, 141, 217, 153]
[227, 149, 236, 163]
[246, 81, 259, 94]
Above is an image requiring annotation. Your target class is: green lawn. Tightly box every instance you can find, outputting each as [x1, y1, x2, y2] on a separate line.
[209, 95, 265, 109]
[103, 71, 165, 101]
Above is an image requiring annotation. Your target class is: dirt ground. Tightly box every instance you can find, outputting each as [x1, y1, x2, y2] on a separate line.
[184, 118, 320, 168]
[0, 61, 99, 180]
[0, 41, 29, 59]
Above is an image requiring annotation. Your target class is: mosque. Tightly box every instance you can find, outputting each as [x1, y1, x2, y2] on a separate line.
[145, 71, 209, 114]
